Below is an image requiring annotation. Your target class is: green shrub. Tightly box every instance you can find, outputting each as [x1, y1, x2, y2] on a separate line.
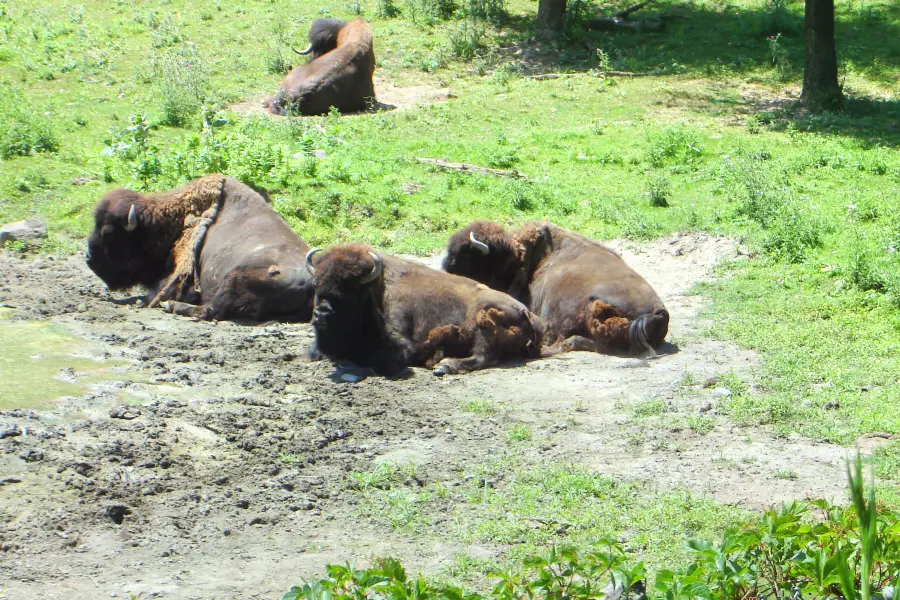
[647, 127, 703, 168]
[647, 173, 671, 208]
[153, 44, 209, 127]
[406, 0, 457, 26]
[0, 86, 59, 159]
[448, 19, 485, 61]
[375, 0, 401, 18]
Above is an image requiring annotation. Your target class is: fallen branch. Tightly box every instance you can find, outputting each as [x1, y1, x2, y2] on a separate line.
[416, 158, 534, 182]
[527, 70, 663, 80]
[584, 0, 665, 32]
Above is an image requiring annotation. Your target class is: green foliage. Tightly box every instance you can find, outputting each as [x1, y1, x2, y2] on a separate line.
[152, 43, 209, 127]
[406, 0, 457, 26]
[376, 0, 401, 18]
[0, 85, 58, 159]
[647, 127, 703, 168]
[768, 33, 792, 81]
[506, 423, 531, 442]
[448, 19, 485, 61]
[288, 458, 899, 600]
[647, 173, 671, 208]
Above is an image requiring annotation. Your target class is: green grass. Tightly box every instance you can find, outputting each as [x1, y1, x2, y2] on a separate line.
[352, 460, 748, 578]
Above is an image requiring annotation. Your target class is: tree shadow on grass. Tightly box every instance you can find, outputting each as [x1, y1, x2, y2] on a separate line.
[493, 0, 899, 80]
[757, 96, 900, 148]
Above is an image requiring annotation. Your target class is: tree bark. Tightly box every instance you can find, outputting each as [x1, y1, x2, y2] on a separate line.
[537, 0, 567, 33]
[800, 0, 843, 110]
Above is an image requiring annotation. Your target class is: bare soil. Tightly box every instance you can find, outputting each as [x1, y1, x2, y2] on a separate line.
[227, 75, 452, 118]
[0, 233, 854, 600]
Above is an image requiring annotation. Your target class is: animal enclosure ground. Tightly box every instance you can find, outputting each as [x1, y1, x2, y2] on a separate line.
[2, 0, 900, 597]
[0, 233, 868, 600]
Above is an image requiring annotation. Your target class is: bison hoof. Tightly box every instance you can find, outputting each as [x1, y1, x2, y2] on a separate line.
[432, 365, 450, 377]
[160, 301, 175, 313]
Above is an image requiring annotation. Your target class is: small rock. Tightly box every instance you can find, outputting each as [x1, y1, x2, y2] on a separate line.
[104, 505, 131, 525]
[109, 407, 142, 420]
[20, 449, 44, 462]
[313, 149, 327, 159]
[711, 387, 732, 398]
[698, 400, 714, 414]
[0, 424, 22, 439]
[341, 373, 361, 383]
[0, 218, 47, 247]
[223, 528, 232, 536]
[671, 245, 683, 257]
[0, 477, 23, 486]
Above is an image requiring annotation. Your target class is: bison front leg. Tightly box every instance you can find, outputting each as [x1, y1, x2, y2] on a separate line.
[160, 300, 210, 319]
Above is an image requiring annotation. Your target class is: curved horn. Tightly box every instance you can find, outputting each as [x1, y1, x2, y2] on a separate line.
[293, 44, 313, 56]
[125, 205, 138, 232]
[469, 231, 489, 255]
[359, 252, 383, 285]
[305, 248, 322, 276]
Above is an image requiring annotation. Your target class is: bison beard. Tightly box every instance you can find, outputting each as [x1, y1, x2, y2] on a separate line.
[306, 244, 541, 376]
[442, 221, 669, 357]
[270, 18, 376, 116]
[85, 175, 315, 322]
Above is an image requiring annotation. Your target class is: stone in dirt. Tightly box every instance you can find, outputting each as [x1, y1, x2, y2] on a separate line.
[0, 218, 47, 247]
[110, 407, 142, 420]
[0, 424, 23, 439]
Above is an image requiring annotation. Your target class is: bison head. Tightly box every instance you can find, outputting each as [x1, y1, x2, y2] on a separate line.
[305, 244, 384, 355]
[85, 190, 171, 291]
[442, 221, 525, 293]
[294, 18, 346, 59]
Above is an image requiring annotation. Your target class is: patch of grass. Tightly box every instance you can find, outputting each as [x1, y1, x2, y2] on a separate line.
[350, 461, 401, 490]
[461, 398, 499, 416]
[0, 85, 58, 159]
[632, 398, 670, 418]
[506, 423, 532, 442]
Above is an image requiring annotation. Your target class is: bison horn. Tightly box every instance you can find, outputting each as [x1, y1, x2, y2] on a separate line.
[469, 231, 490, 255]
[305, 248, 322, 276]
[125, 205, 139, 232]
[359, 252, 383, 285]
[293, 44, 313, 56]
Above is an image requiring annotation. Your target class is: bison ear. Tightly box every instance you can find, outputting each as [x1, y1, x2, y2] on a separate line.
[124, 204, 139, 232]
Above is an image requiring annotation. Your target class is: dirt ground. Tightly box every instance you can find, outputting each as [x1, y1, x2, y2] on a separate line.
[0, 233, 856, 600]
[227, 75, 453, 117]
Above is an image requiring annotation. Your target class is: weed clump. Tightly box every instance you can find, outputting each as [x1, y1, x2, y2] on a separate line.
[647, 126, 703, 168]
[0, 86, 59, 159]
[152, 44, 209, 127]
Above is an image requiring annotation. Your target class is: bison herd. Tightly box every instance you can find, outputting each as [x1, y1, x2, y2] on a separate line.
[86, 175, 669, 377]
[84, 18, 670, 377]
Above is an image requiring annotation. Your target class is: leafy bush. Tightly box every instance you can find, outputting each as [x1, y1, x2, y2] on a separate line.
[376, 0, 401, 18]
[283, 456, 898, 600]
[647, 127, 703, 168]
[647, 174, 671, 208]
[460, 0, 506, 25]
[0, 86, 59, 159]
[406, 0, 457, 26]
[152, 44, 209, 127]
[448, 19, 485, 61]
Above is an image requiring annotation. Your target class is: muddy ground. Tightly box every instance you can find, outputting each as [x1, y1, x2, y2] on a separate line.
[0, 234, 856, 600]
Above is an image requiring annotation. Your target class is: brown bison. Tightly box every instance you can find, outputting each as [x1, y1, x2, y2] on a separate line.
[442, 221, 669, 357]
[86, 174, 315, 322]
[269, 18, 376, 116]
[304, 244, 542, 376]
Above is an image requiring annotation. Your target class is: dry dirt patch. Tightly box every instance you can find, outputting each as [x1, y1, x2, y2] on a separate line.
[227, 75, 452, 118]
[0, 233, 853, 600]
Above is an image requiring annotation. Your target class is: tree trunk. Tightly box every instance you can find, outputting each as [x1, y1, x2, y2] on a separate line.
[800, 0, 843, 110]
[537, 0, 567, 33]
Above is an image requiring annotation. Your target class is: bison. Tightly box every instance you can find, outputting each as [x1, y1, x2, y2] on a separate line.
[442, 221, 669, 357]
[269, 18, 376, 116]
[85, 174, 315, 322]
[304, 244, 542, 376]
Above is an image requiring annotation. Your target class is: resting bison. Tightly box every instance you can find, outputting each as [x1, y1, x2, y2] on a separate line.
[305, 244, 542, 376]
[85, 174, 315, 322]
[442, 221, 669, 356]
[269, 18, 375, 116]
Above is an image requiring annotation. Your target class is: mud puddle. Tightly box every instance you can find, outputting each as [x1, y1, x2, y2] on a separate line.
[0, 308, 131, 410]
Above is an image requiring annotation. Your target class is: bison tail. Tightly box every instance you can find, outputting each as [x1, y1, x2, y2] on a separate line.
[629, 309, 669, 358]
